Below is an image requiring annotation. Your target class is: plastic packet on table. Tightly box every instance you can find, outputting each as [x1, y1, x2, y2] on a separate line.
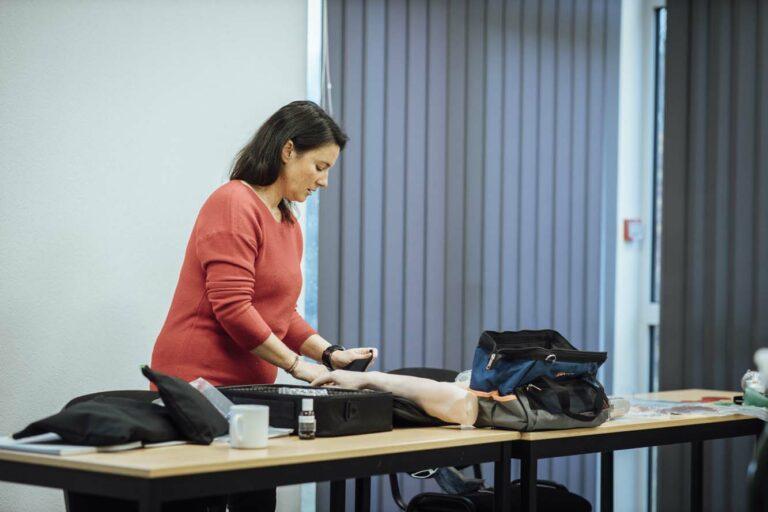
[189, 377, 235, 419]
[754, 348, 768, 383]
[615, 394, 768, 422]
[153, 378, 234, 419]
[455, 369, 472, 385]
[453, 370, 477, 429]
[741, 369, 767, 394]
[608, 396, 630, 419]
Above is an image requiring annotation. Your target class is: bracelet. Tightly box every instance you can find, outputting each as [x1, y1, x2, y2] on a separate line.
[286, 354, 300, 375]
[322, 344, 345, 370]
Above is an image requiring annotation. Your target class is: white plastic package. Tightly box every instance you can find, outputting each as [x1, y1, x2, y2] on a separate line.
[741, 370, 766, 394]
[189, 377, 235, 419]
[454, 369, 472, 385]
[608, 396, 630, 419]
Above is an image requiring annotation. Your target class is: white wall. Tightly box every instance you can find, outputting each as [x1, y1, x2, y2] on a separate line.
[0, 1, 307, 510]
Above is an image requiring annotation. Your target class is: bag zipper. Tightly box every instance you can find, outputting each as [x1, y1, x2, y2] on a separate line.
[484, 347, 606, 369]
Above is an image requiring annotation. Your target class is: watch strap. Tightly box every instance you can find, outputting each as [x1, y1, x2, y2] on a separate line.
[322, 344, 345, 370]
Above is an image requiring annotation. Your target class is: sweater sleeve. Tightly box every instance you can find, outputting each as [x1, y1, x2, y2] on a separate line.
[282, 309, 318, 352]
[196, 231, 273, 351]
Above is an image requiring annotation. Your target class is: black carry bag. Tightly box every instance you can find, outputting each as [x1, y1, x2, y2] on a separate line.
[470, 330, 611, 431]
[219, 384, 393, 437]
[405, 479, 592, 512]
[13, 396, 181, 446]
[474, 374, 611, 431]
[13, 366, 227, 446]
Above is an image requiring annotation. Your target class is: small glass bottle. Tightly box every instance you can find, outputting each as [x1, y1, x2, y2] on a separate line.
[298, 398, 316, 440]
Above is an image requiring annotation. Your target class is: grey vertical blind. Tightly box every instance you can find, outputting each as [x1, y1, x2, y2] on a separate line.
[659, 1, 768, 511]
[319, 0, 621, 510]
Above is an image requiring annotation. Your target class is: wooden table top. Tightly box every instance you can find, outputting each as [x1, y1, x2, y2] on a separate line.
[0, 426, 520, 479]
[0, 389, 757, 477]
[519, 389, 757, 441]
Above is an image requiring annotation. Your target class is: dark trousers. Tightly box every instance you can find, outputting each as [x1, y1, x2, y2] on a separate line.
[66, 489, 277, 512]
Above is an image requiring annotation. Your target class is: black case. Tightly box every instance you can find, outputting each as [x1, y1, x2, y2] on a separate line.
[219, 384, 393, 437]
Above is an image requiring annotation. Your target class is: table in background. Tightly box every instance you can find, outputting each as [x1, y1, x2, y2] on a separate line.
[507, 389, 764, 512]
[0, 426, 520, 512]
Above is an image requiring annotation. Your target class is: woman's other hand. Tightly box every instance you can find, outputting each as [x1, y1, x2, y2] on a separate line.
[330, 347, 378, 370]
[310, 370, 374, 389]
[291, 360, 329, 383]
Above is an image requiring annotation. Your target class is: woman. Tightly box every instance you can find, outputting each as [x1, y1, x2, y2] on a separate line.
[152, 100, 374, 387]
[151, 100, 376, 511]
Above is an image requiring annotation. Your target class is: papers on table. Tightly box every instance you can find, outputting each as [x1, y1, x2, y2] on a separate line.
[0, 433, 141, 456]
[213, 426, 293, 445]
[1, 425, 295, 457]
[608, 398, 768, 423]
[0, 427, 294, 457]
[0, 433, 191, 456]
[268, 426, 293, 439]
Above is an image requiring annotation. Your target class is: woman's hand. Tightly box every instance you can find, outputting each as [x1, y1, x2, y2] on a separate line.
[330, 347, 378, 370]
[290, 360, 329, 383]
[310, 370, 375, 390]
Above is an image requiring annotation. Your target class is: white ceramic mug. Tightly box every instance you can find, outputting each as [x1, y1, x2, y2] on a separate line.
[228, 404, 269, 449]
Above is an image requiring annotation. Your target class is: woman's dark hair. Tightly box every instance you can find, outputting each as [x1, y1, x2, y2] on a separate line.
[230, 100, 348, 223]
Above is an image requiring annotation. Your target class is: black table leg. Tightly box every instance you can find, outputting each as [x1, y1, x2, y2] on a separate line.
[138, 484, 161, 512]
[691, 441, 703, 512]
[138, 502, 161, 512]
[495, 442, 512, 512]
[355, 477, 371, 512]
[138, 496, 161, 512]
[330, 480, 346, 512]
[601, 451, 614, 512]
[521, 452, 538, 512]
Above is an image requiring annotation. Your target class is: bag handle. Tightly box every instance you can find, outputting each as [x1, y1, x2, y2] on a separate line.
[528, 377, 606, 422]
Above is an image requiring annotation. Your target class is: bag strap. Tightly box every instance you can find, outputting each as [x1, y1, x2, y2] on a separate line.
[528, 376, 606, 422]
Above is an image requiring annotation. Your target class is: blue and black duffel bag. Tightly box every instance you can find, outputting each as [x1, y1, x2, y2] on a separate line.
[469, 330, 610, 431]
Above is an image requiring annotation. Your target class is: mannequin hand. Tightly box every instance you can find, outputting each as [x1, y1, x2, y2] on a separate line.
[291, 360, 329, 383]
[311, 370, 375, 390]
[330, 347, 378, 370]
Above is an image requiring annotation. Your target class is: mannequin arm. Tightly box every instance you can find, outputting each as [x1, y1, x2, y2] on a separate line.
[311, 370, 478, 425]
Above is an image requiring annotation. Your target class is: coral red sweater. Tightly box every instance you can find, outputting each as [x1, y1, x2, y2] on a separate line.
[151, 180, 316, 386]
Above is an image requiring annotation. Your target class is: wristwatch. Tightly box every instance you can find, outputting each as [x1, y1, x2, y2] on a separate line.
[322, 344, 345, 370]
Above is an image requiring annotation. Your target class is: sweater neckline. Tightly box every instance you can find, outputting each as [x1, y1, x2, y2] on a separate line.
[236, 181, 283, 224]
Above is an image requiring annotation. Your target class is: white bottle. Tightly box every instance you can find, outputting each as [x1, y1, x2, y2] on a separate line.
[298, 398, 316, 440]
